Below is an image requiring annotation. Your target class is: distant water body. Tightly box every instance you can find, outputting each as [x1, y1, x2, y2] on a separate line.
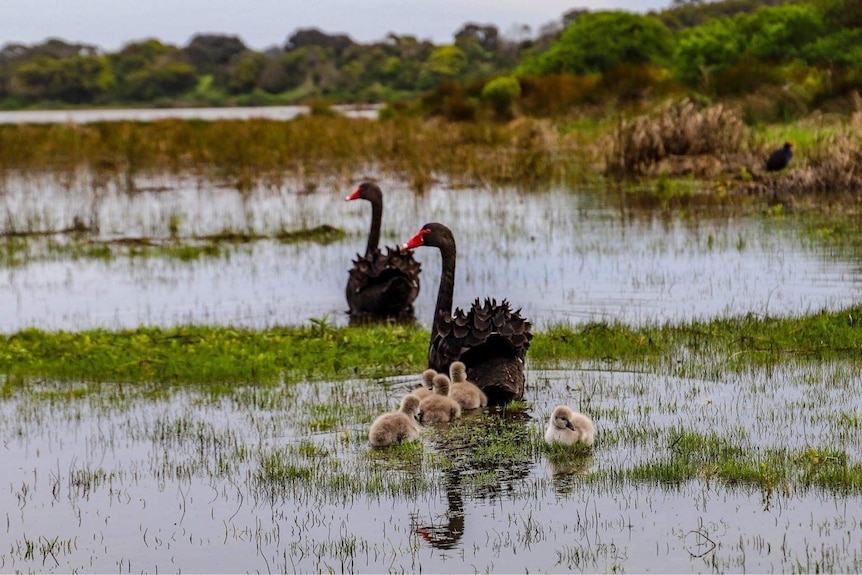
[0, 104, 381, 124]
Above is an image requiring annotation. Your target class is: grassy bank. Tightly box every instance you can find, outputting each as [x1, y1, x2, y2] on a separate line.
[3, 305, 862, 388]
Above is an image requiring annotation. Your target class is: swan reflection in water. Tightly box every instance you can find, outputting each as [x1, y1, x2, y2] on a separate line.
[412, 467, 465, 550]
[410, 405, 533, 550]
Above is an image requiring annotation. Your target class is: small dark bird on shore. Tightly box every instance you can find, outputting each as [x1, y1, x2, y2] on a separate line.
[766, 141, 793, 172]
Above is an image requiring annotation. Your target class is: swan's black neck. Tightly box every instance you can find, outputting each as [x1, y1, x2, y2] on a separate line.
[365, 197, 382, 255]
[433, 238, 456, 332]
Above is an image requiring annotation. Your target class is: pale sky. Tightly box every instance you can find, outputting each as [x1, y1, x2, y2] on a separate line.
[1, 0, 670, 51]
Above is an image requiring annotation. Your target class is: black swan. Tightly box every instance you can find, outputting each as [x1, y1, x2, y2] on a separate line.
[345, 182, 420, 319]
[401, 222, 532, 405]
[766, 141, 793, 172]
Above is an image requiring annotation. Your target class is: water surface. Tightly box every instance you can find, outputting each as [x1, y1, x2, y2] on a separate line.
[1, 364, 860, 573]
[1, 175, 859, 332]
[0, 104, 380, 125]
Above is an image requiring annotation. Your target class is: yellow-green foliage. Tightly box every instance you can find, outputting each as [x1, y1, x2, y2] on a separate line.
[0, 324, 428, 386]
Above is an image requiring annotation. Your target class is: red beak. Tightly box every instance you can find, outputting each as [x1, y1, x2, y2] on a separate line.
[402, 228, 429, 250]
[345, 188, 361, 201]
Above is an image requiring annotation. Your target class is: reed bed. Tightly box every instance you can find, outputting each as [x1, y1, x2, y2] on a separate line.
[604, 99, 862, 201]
[0, 115, 573, 193]
[746, 131, 862, 199]
[605, 99, 747, 178]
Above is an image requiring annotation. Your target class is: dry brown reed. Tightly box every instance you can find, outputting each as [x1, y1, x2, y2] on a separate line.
[0, 114, 573, 193]
[605, 99, 746, 177]
[745, 130, 862, 200]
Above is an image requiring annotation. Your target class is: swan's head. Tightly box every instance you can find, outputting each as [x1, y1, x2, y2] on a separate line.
[432, 373, 451, 395]
[422, 368, 437, 389]
[551, 405, 577, 432]
[449, 361, 467, 383]
[400, 394, 421, 417]
[402, 228, 430, 250]
[402, 222, 454, 251]
[346, 182, 381, 202]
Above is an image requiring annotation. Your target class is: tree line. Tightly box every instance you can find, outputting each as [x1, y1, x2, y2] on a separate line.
[1, 0, 861, 122]
[0, 23, 528, 108]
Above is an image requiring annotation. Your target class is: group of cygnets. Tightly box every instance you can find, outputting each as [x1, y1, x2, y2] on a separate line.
[368, 362, 595, 450]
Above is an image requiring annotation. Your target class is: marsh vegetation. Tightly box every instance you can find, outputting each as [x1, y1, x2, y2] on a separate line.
[2, 101, 862, 571]
[2, 340, 862, 572]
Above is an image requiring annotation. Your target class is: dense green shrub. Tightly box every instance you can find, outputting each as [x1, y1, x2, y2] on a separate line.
[481, 76, 521, 119]
[518, 11, 676, 76]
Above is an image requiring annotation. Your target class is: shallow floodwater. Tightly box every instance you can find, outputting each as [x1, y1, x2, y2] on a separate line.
[1, 174, 860, 332]
[0, 104, 380, 125]
[3, 170, 862, 573]
[1, 364, 861, 573]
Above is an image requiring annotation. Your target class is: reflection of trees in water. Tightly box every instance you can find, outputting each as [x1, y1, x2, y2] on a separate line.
[411, 405, 537, 550]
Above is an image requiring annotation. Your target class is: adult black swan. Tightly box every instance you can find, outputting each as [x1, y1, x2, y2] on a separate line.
[346, 182, 420, 319]
[402, 222, 532, 405]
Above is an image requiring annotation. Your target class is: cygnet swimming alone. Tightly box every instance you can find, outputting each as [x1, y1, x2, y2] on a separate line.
[544, 405, 595, 447]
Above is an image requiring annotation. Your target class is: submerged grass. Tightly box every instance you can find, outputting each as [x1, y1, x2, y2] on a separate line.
[4, 305, 862, 500]
[3, 334, 862, 572]
[609, 429, 862, 494]
[0, 224, 346, 267]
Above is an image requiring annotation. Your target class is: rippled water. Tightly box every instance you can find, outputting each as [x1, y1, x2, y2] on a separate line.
[1, 174, 860, 332]
[1, 365, 861, 573]
[3, 171, 862, 572]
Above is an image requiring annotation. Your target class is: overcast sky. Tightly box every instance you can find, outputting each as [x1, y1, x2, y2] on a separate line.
[1, 0, 671, 51]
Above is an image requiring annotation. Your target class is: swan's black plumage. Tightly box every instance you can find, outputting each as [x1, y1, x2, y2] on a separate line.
[402, 222, 532, 404]
[346, 183, 420, 319]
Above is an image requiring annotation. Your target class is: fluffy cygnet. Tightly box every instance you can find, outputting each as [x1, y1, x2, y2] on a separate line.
[544, 405, 595, 448]
[418, 373, 461, 424]
[369, 394, 422, 447]
[448, 361, 488, 410]
[410, 368, 437, 401]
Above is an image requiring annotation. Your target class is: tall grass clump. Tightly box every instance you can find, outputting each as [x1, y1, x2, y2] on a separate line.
[605, 99, 746, 177]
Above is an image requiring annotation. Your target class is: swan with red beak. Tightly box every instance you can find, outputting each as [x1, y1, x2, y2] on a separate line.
[402, 222, 532, 405]
[345, 182, 420, 320]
